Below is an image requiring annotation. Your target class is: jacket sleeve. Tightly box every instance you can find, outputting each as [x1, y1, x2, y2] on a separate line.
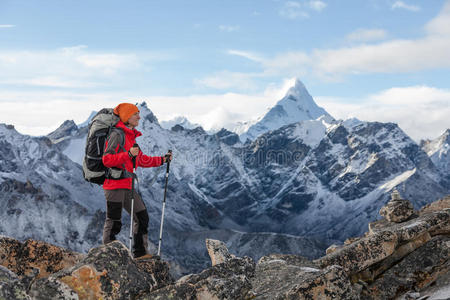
[136, 151, 164, 168]
[102, 130, 130, 168]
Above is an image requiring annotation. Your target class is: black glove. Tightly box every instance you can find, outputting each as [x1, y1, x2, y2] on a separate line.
[164, 151, 172, 163]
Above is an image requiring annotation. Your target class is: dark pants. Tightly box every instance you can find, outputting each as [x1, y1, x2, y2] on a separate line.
[103, 189, 149, 258]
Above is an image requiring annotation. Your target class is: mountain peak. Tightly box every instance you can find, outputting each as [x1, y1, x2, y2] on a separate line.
[240, 79, 334, 141]
[286, 78, 308, 98]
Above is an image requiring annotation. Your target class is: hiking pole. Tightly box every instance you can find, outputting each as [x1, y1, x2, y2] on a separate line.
[157, 150, 172, 256]
[129, 144, 138, 253]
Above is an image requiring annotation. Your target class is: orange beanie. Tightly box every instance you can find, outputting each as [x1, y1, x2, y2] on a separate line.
[113, 103, 139, 123]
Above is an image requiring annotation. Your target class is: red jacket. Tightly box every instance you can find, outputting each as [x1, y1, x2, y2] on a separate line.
[102, 121, 164, 190]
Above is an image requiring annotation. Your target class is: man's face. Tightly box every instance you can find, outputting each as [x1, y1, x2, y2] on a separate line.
[128, 112, 140, 128]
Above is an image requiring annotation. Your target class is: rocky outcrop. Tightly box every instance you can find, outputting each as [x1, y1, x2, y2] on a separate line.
[0, 195, 448, 299]
[206, 239, 235, 266]
[0, 236, 83, 279]
[141, 256, 255, 300]
[29, 241, 172, 299]
[250, 254, 358, 299]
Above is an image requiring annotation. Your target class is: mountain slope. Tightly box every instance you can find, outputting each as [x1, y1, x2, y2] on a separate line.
[240, 79, 333, 141]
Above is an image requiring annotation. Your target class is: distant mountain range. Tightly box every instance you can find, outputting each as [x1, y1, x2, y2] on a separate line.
[0, 79, 448, 275]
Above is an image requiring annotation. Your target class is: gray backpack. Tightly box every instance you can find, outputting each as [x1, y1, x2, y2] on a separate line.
[82, 108, 125, 185]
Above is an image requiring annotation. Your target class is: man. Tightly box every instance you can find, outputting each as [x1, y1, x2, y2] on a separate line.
[102, 103, 172, 259]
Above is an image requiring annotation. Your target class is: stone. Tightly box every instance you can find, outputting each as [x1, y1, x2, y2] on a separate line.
[30, 241, 172, 299]
[419, 195, 450, 214]
[141, 257, 255, 300]
[379, 199, 414, 223]
[251, 255, 358, 300]
[353, 232, 431, 282]
[0, 236, 83, 279]
[315, 230, 398, 275]
[0, 265, 31, 300]
[206, 239, 235, 266]
[325, 244, 341, 255]
[361, 236, 450, 299]
[368, 210, 449, 242]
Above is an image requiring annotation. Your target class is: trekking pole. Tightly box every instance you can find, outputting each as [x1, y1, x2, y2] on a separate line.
[129, 145, 138, 253]
[158, 150, 172, 256]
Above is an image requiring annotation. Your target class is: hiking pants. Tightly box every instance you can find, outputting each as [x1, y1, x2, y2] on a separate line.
[102, 189, 149, 258]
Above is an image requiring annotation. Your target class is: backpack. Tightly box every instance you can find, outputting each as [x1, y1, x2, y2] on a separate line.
[82, 108, 126, 185]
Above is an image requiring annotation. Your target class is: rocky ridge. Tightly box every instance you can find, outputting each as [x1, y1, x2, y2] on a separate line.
[1, 194, 448, 299]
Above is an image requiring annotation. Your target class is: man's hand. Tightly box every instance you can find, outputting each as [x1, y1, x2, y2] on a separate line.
[164, 151, 173, 163]
[128, 146, 140, 158]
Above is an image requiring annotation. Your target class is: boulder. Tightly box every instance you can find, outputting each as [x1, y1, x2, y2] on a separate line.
[142, 257, 255, 300]
[0, 265, 31, 300]
[251, 254, 358, 300]
[379, 199, 414, 223]
[419, 195, 450, 214]
[361, 235, 450, 299]
[30, 241, 172, 299]
[0, 236, 83, 279]
[206, 239, 235, 266]
[315, 230, 398, 275]
[368, 210, 450, 242]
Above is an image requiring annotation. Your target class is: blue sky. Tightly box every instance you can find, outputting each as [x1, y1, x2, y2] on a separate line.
[0, 0, 449, 141]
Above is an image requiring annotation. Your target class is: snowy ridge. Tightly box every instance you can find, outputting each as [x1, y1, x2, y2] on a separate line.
[160, 116, 201, 131]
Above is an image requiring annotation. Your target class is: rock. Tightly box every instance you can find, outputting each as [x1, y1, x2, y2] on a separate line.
[419, 195, 450, 214]
[28, 277, 79, 300]
[315, 230, 398, 275]
[353, 232, 431, 282]
[0, 265, 31, 300]
[251, 255, 358, 299]
[325, 244, 341, 254]
[368, 210, 450, 242]
[379, 197, 414, 223]
[206, 239, 235, 266]
[0, 236, 83, 279]
[30, 241, 172, 299]
[142, 257, 255, 300]
[361, 235, 450, 299]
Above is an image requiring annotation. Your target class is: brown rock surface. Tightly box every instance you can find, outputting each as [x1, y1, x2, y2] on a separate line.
[251, 255, 358, 300]
[379, 199, 414, 223]
[0, 236, 83, 279]
[361, 235, 450, 300]
[315, 230, 398, 274]
[141, 257, 255, 300]
[206, 239, 235, 266]
[30, 241, 173, 299]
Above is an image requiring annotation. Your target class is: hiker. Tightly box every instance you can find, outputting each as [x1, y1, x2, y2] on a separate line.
[102, 103, 172, 259]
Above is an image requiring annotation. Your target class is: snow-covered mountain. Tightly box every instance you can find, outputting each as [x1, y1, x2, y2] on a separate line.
[1, 97, 449, 275]
[240, 79, 334, 142]
[422, 129, 450, 182]
[160, 116, 201, 131]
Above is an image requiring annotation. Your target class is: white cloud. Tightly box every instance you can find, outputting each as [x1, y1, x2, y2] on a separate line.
[346, 28, 388, 42]
[425, 1, 450, 36]
[391, 1, 421, 12]
[0, 46, 169, 88]
[219, 25, 240, 32]
[308, 0, 327, 11]
[231, 1, 450, 79]
[279, 1, 309, 19]
[316, 85, 450, 141]
[227, 49, 264, 62]
[0, 24, 15, 28]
